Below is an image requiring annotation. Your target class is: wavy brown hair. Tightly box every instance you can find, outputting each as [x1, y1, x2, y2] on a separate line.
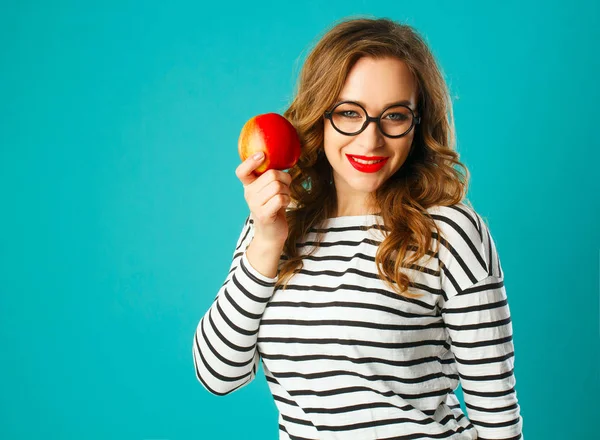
[276, 17, 470, 298]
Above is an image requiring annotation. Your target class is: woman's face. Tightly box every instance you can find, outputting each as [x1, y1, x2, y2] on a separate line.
[323, 56, 419, 210]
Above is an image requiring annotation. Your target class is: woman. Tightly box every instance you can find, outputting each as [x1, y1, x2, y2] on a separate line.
[193, 17, 523, 440]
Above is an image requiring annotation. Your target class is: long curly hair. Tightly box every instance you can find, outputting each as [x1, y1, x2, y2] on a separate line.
[277, 17, 470, 299]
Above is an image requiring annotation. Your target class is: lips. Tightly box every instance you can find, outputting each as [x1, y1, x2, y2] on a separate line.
[348, 155, 388, 161]
[346, 154, 389, 173]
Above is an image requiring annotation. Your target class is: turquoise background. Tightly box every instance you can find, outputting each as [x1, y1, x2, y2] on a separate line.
[1, 0, 598, 438]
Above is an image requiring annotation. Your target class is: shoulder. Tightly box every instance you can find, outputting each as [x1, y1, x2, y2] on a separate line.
[426, 202, 486, 247]
[426, 202, 503, 293]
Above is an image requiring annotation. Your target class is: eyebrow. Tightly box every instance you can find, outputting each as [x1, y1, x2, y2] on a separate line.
[338, 98, 414, 109]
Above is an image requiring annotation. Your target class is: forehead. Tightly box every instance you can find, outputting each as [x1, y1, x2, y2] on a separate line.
[338, 56, 418, 111]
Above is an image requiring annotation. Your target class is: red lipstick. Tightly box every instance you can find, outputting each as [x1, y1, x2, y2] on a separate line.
[346, 154, 389, 173]
[349, 155, 388, 160]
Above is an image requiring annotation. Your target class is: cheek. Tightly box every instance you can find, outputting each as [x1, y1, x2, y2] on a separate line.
[395, 136, 414, 155]
[323, 125, 332, 148]
[323, 124, 348, 153]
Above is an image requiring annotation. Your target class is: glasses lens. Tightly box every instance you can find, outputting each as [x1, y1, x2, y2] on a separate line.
[330, 102, 366, 134]
[380, 106, 413, 137]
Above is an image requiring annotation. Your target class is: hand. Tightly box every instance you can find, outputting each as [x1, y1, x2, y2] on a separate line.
[235, 152, 292, 247]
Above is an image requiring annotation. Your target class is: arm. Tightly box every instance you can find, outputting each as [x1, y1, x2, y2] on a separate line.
[441, 276, 523, 440]
[192, 215, 279, 395]
[434, 204, 523, 439]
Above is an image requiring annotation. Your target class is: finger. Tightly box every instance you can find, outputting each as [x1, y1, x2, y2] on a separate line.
[259, 194, 291, 222]
[246, 176, 290, 213]
[257, 179, 291, 206]
[252, 169, 292, 195]
[279, 169, 293, 186]
[235, 152, 265, 186]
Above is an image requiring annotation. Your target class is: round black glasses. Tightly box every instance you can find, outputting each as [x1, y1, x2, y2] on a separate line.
[324, 101, 421, 138]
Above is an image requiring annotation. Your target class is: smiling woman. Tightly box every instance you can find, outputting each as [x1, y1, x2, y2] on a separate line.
[192, 17, 524, 440]
[322, 56, 420, 211]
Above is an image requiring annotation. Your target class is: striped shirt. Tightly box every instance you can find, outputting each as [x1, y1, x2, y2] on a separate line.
[192, 203, 523, 440]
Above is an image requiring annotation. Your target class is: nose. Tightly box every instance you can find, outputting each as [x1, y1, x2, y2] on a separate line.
[358, 119, 385, 149]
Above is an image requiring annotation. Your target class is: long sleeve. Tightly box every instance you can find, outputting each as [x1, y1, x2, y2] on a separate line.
[433, 204, 524, 440]
[192, 214, 278, 395]
[441, 276, 523, 440]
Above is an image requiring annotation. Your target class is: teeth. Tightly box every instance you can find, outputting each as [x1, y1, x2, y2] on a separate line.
[352, 157, 384, 165]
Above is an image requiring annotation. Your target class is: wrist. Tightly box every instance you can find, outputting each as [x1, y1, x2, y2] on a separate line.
[249, 235, 285, 254]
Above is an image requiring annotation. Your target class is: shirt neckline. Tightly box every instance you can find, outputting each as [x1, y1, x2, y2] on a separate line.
[318, 213, 383, 227]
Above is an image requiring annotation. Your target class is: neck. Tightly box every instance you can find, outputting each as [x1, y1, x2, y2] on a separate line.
[328, 173, 379, 217]
[333, 195, 379, 217]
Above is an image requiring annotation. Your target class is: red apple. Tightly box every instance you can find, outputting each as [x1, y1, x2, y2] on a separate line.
[238, 113, 301, 175]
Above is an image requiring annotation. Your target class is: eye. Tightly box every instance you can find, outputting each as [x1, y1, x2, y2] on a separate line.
[336, 110, 361, 119]
[384, 113, 409, 121]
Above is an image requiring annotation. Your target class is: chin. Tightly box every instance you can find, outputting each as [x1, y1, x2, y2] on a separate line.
[343, 174, 389, 193]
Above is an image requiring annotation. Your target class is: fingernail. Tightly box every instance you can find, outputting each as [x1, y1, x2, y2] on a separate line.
[253, 152, 264, 160]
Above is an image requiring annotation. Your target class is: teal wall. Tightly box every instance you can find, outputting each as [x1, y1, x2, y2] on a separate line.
[1, 1, 598, 439]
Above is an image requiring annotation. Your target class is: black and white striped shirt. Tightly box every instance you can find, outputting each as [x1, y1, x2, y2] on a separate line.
[193, 203, 523, 439]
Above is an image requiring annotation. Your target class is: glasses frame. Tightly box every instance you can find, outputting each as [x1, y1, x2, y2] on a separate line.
[324, 100, 421, 139]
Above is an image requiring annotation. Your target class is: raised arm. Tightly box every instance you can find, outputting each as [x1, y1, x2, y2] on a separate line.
[192, 215, 278, 395]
